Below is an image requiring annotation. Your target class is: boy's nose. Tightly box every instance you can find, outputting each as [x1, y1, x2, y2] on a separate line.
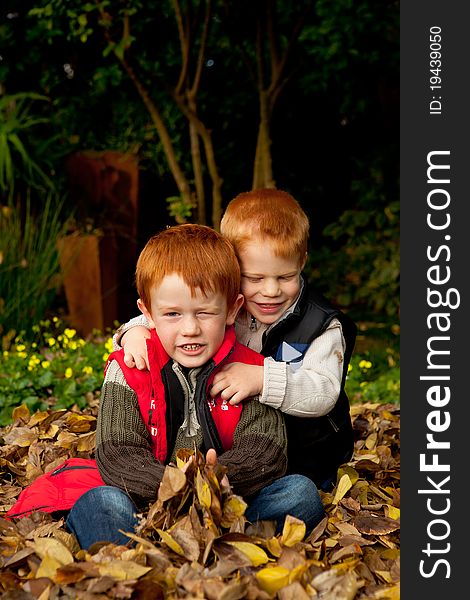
[181, 315, 201, 335]
[261, 279, 281, 297]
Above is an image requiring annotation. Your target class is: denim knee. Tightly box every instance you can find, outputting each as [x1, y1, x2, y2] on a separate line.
[245, 474, 325, 535]
[66, 486, 139, 549]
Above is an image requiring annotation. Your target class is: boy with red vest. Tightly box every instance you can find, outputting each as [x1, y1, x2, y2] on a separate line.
[62, 224, 324, 548]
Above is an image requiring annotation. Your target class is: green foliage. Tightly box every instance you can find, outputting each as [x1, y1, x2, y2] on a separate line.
[0, 193, 69, 339]
[0, 318, 112, 426]
[346, 347, 400, 405]
[0, 93, 54, 199]
[307, 161, 399, 317]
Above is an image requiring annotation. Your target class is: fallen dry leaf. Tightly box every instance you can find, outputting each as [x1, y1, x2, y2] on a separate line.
[0, 401, 400, 599]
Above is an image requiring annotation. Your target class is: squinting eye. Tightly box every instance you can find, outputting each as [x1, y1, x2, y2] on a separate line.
[247, 278, 262, 283]
[165, 312, 179, 317]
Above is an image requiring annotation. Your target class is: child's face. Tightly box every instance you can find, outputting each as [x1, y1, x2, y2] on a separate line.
[138, 274, 243, 368]
[238, 240, 304, 325]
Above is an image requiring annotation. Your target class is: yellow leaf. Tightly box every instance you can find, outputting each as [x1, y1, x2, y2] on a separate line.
[77, 431, 96, 452]
[220, 495, 247, 527]
[157, 529, 185, 556]
[365, 432, 378, 449]
[337, 465, 359, 485]
[97, 560, 151, 581]
[266, 536, 282, 558]
[332, 474, 353, 505]
[195, 469, 212, 509]
[66, 413, 95, 433]
[386, 505, 400, 520]
[226, 541, 270, 566]
[28, 411, 51, 427]
[256, 566, 290, 594]
[12, 404, 30, 422]
[281, 515, 306, 547]
[36, 554, 63, 580]
[31, 537, 74, 566]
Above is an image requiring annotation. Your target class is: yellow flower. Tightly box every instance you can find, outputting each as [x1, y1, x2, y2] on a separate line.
[82, 366, 93, 375]
[18, 351, 27, 359]
[69, 341, 78, 350]
[32, 342, 37, 348]
[28, 355, 41, 369]
[347, 364, 353, 373]
[53, 316, 59, 323]
[359, 360, 372, 370]
[16, 344, 26, 352]
[102, 353, 109, 362]
[48, 337, 56, 347]
[3, 350, 9, 358]
[104, 338, 114, 354]
[64, 367, 73, 379]
[64, 328, 76, 339]
[41, 360, 50, 369]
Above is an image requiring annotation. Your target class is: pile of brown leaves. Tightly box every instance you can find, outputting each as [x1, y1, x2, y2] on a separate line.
[0, 401, 400, 599]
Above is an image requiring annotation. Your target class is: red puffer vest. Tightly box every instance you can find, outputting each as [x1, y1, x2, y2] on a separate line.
[6, 326, 264, 519]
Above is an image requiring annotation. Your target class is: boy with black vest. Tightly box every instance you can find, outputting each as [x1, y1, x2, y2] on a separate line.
[116, 191, 357, 492]
[64, 223, 324, 549]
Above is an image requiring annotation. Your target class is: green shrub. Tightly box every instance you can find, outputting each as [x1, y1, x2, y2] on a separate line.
[346, 345, 400, 405]
[0, 318, 112, 426]
[0, 193, 69, 339]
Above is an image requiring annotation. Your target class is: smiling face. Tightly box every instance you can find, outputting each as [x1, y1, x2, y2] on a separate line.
[238, 240, 304, 325]
[138, 273, 243, 368]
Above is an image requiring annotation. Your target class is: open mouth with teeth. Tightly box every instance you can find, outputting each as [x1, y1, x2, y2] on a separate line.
[180, 344, 204, 351]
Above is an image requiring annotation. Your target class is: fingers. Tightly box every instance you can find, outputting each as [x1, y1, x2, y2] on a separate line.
[206, 448, 218, 466]
[123, 352, 136, 368]
[228, 393, 244, 406]
[123, 351, 149, 371]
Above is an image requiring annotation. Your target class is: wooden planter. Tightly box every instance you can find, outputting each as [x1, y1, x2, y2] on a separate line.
[59, 151, 140, 336]
[57, 232, 119, 337]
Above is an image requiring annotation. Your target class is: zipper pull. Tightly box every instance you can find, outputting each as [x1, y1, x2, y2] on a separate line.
[249, 316, 257, 331]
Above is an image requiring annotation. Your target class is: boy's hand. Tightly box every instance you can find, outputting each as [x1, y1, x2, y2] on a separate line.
[121, 326, 151, 370]
[210, 363, 264, 405]
[206, 449, 230, 489]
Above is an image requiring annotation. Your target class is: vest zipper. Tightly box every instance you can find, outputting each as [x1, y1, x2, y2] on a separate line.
[50, 464, 97, 476]
[327, 415, 339, 432]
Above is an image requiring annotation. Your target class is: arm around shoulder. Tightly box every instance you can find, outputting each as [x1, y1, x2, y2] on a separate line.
[260, 318, 346, 417]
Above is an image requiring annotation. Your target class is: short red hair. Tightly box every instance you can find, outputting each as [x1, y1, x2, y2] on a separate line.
[220, 189, 309, 265]
[136, 224, 240, 310]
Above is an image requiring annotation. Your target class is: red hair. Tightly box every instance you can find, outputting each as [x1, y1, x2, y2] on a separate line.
[136, 224, 240, 310]
[220, 189, 309, 264]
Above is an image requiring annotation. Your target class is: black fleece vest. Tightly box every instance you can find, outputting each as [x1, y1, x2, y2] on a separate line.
[261, 279, 357, 488]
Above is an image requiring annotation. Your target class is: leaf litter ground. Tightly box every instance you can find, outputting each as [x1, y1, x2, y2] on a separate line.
[0, 401, 399, 599]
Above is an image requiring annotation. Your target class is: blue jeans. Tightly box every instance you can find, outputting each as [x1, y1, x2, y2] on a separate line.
[66, 486, 139, 550]
[67, 474, 324, 549]
[245, 474, 325, 534]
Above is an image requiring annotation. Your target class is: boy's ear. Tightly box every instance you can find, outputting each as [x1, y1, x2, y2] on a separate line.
[137, 298, 156, 329]
[226, 294, 244, 326]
